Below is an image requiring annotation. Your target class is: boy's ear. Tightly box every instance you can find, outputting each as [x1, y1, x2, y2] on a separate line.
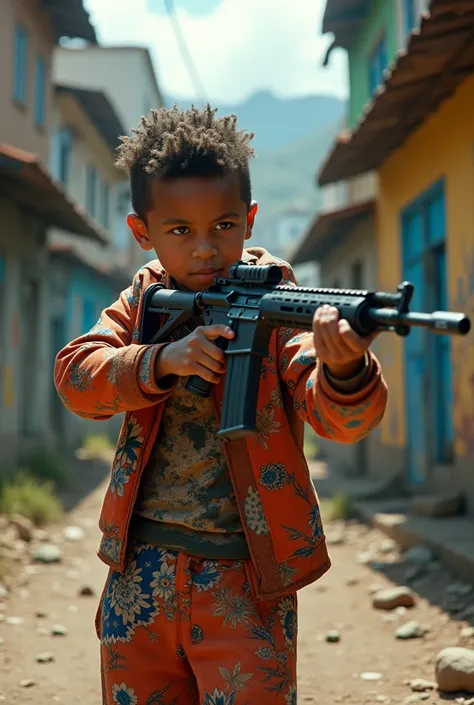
[127, 213, 154, 251]
[245, 201, 258, 240]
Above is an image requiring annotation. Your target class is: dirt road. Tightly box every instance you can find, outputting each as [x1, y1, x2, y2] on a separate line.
[1, 476, 474, 704]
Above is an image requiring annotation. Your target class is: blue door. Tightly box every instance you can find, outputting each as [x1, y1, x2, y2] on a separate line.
[426, 189, 453, 463]
[402, 208, 428, 486]
[401, 181, 451, 486]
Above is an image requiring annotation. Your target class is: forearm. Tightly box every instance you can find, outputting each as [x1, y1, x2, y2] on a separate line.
[54, 342, 174, 419]
[304, 352, 388, 443]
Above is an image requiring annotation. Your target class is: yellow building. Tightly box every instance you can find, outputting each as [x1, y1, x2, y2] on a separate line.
[318, 1, 474, 510]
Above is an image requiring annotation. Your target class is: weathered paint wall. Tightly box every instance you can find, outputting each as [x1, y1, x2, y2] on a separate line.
[0, 200, 52, 467]
[0, 0, 54, 165]
[377, 74, 474, 472]
[348, 1, 398, 128]
[49, 258, 125, 449]
[315, 215, 389, 479]
[66, 267, 120, 340]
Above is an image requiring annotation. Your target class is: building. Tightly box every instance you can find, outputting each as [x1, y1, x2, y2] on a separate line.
[253, 205, 321, 285]
[49, 83, 125, 267]
[48, 244, 129, 446]
[288, 90, 380, 478]
[316, 0, 474, 511]
[0, 0, 109, 465]
[52, 45, 165, 275]
[289, 169, 379, 476]
[48, 82, 131, 446]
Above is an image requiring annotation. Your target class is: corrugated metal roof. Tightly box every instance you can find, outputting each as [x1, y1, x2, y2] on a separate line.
[318, 0, 474, 185]
[0, 143, 108, 243]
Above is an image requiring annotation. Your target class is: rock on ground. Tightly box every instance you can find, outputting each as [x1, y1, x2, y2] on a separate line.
[373, 586, 416, 610]
[435, 647, 474, 693]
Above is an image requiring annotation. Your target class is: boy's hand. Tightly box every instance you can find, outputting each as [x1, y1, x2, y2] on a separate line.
[154, 325, 235, 384]
[312, 305, 376, 379]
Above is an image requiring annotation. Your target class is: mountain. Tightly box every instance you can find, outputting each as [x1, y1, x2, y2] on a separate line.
[250, 121, 339, 220]
[166, 90, 346, 224]
[166, 90, 345, 152]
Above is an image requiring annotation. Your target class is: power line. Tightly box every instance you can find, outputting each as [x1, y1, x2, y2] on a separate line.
[163, 0, 208, 102]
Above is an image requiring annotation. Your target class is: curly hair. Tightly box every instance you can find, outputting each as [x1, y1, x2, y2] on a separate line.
[115, 104, 256, 220]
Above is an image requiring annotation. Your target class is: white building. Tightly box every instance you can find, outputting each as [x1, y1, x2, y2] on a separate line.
[48, 83, 124, 270]
[253, 205, 320, 286]
[52, 46, 165, 275]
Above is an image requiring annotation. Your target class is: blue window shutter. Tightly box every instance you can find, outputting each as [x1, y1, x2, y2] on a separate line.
[368, 35, 388, 95]
[58, 127, 74, 185]
[13, 24, 28, 103]
[86, 165, 97, 217]
[82, 298, 96, 334]
[404, 0, 416, 34]
[102, 181, 110, 229]
[369, 57, 378, 94]
[379, 37, 388, 74]
[34, 56, 46, 126]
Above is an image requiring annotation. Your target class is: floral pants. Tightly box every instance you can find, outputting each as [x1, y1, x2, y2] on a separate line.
[96, 540, 297, 705]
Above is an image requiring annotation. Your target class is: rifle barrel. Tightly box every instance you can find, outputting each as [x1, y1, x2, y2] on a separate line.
[369, 308, 471, 336]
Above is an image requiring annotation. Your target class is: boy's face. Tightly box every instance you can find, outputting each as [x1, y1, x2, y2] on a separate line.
[127, 174, 257, 291]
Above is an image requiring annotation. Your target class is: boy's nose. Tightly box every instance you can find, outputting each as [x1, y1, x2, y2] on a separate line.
[193, 238, 218, 258]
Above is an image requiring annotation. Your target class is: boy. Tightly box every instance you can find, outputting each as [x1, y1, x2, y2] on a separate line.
[55, 105, 387, 705]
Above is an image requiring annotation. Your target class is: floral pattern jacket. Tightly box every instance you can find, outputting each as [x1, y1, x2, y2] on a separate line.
[54, 248, 388, 600]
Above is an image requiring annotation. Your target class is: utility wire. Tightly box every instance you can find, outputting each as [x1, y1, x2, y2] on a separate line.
[163, 0, 209, 102]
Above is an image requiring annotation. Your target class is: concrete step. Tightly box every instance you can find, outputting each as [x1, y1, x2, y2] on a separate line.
[353, 498, 474, 584]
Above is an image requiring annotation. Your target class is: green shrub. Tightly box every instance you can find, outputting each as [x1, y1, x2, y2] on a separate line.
[0, 474, 63, 526]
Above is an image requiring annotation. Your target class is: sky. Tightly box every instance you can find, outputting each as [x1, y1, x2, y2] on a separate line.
[82, 0, 348, 103]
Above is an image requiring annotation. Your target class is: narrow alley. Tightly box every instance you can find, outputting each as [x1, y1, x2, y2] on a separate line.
[1, 469, 474, 705]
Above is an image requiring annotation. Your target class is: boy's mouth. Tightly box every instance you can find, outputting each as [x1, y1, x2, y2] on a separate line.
[189, 268, 224, 284]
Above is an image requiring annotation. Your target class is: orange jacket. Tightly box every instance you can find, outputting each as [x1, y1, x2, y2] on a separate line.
[55, 248, 387, 600]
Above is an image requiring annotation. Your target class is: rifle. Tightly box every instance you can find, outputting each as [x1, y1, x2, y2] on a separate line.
[139, 261, 471, 442]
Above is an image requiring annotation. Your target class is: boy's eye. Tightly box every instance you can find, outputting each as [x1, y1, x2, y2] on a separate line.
[215, 222, 234, 231]
[171, 226, 190, 235]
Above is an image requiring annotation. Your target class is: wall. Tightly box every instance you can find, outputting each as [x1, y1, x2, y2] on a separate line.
[52, 46, 163, 274]
[0, 0, 54, 164]
[315, 215, 387, 479]
[0, 200, 52, 467]
[348, 2, 397, 128]
[377, 73, 474, 505]
[319, 215, 377, 289]
[50, 258, 125, 448]
[50, 92, 119, 212]
[53, 48, 162, 138]
[48, 90, 134, 275]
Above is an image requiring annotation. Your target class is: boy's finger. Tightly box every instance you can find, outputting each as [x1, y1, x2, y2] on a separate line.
[191, 362, 221, 384]
[312, 322, 330, 361]
[196, 349, 225, 373]
[318, 306, 348, 358]
[200, 325, 234, 341]
[200, 337, 228, 362]
[337, 319, 368, 353]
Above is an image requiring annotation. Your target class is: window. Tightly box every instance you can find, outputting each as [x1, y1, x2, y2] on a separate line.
[368, 34, 388, 94]
[13, 24, 28, 104]
[86, 165, 97, 217]
[404, 0, 417, 34]
[34, 55, 46, 127]
[82, 298, 96, 334]
[57, 127, 74, 186]
[101, 180, 110, 229]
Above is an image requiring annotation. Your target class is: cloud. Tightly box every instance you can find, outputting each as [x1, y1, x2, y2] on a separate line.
[83, 0, 348, 102]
